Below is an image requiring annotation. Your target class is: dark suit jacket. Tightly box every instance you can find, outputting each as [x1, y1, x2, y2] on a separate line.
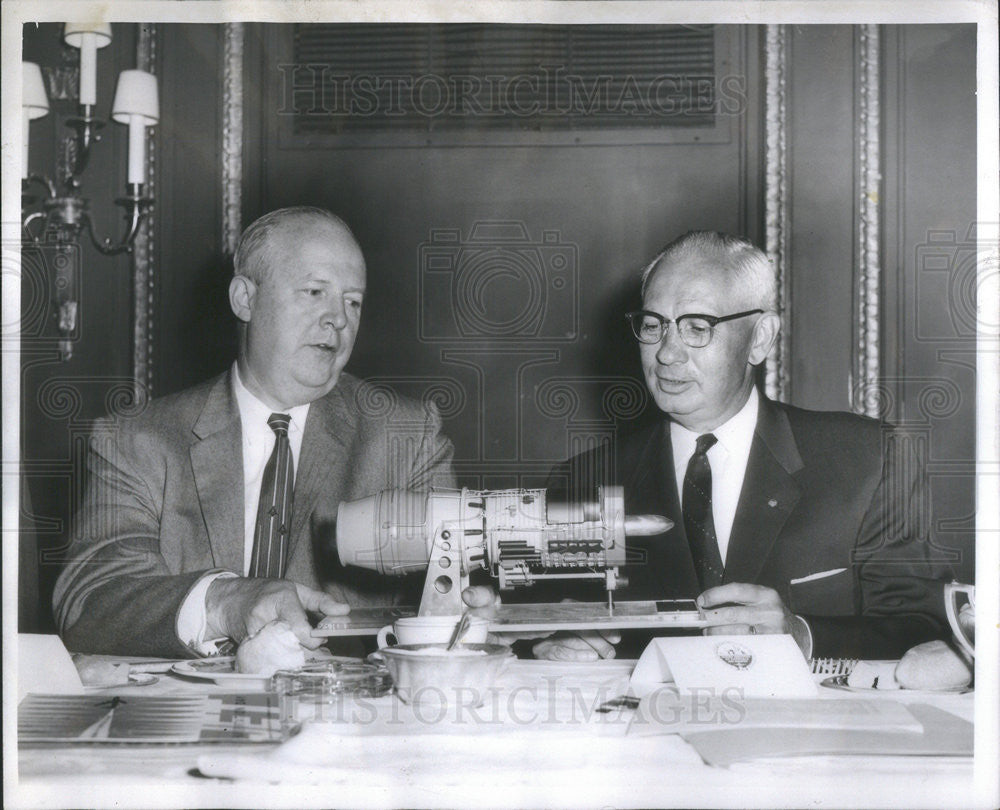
[547, 394, 952, 658]
[53, 370, 455, 657]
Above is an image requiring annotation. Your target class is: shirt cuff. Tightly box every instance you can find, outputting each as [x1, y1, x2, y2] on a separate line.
[177, 571, 239, 656]
[792, 614, 813, 659]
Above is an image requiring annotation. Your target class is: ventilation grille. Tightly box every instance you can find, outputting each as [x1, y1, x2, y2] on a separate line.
[285, 24, 719, 135]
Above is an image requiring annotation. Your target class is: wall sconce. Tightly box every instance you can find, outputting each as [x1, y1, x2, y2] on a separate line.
[21, 23, 158, 256]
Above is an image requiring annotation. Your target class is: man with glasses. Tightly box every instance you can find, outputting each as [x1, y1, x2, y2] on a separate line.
[536, 230, 950, 661]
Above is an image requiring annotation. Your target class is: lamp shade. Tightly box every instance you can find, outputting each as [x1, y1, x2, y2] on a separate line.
[62, 22, 113, 48]
[111, 70, 159, 126]
[22, 62, 49, 119]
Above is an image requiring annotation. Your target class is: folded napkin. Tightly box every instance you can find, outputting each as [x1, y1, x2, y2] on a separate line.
[18, 634, 85, 701]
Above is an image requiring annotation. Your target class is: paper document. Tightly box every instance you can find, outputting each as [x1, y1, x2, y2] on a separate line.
[628, 693, 922, 737]
[18, 693, 287, 744]
[679, 704, 972, 766]
[629, 634, 817, 698]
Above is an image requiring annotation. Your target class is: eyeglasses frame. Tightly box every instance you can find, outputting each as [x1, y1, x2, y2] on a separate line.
[624, 308, 765, 347]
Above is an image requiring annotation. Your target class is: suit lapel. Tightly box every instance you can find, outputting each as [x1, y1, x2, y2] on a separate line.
[190, 372, 245, 573]
[623, 421, 701, 598]
[723, 396, 803, 584]
[622, 421, 671, 515]
[289, 385, 354, 561]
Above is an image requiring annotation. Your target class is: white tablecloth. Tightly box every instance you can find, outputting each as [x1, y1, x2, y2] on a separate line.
[13, 656, 979, 809]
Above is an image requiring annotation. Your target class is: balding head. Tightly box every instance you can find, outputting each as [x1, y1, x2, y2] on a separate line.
[234, 207, 360, 285]
[641, 231, 777, 313]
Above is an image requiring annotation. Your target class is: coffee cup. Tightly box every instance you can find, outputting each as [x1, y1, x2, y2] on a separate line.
[376, 615, 490, 648]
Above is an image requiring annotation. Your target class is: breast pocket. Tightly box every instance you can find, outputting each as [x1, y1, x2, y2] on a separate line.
[787, 568, 854, 616]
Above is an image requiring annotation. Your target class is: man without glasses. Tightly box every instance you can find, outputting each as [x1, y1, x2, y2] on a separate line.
[54, 207, 457, 656]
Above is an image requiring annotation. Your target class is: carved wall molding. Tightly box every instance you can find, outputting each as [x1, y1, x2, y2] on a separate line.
[222, 23, 245, 256]
[854, 24, 882, 418]
[763, 24, 790, 402]
[132, 24, 157, 401]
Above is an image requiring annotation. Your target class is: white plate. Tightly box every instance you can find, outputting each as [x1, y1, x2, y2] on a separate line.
[171, 656, 271, 687]
[821, 674, 972, 695]
[171, 653, 362, 687]
[83, 672, 159, 689]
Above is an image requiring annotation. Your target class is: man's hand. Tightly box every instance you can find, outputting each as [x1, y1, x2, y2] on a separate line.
[461, 584, 522, 646]
[205, 578, 349, 649]
[698, 582, 810, 656]
[461, 584, 501, 617]
[532, 630, 622, 662]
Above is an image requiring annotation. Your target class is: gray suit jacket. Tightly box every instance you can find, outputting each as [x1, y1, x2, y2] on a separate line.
[53, 370, 455, 656]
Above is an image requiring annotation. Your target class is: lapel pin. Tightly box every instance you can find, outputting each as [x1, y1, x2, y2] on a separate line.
[767, 498, 778, 508]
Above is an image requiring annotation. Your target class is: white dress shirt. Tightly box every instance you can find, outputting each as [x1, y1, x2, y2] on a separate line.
[669, 388, 813, 655]
[176, 363, 310, 651]
[670, 387, 758, 564]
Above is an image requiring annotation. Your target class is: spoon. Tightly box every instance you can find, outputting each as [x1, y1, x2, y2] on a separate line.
[446, 613, 472, 651]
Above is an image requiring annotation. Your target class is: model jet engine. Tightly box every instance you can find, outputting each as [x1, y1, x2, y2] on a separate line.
[336, 486, 671, 616]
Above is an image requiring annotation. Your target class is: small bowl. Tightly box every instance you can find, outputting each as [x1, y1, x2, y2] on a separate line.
[376, 642, 513, 707]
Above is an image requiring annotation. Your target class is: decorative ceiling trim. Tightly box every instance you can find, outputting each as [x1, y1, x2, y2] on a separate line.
[222, 23, 245, 256]
[854, 24, 882, 418]
[764, 24, 789, 402]
[133, 24, 156, 402]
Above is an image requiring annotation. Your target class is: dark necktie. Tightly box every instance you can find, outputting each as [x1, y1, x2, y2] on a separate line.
[249, 413, 294, 578]
[683, 433, 724, 590]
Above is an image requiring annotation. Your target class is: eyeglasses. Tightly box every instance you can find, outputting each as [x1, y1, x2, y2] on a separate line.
[625, 309, 763, 348]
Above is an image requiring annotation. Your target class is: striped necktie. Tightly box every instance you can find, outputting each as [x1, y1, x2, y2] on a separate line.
[683, 432, 724, 590]
[249, 413, 294, 578]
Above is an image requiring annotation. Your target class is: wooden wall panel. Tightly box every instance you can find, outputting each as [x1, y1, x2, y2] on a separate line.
[152, 25, 233, 396]
[777, 23, 975, 579]
[882, 25, 977, 581]
[784, 25, 858, 411]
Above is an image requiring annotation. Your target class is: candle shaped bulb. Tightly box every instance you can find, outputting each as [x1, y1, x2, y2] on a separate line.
[127, 118, 145, 185]
[79, 33, 97, 105]
[22, 62, 50, 179]
[63, 23, 112, 108]
[111, 70, 159, 187]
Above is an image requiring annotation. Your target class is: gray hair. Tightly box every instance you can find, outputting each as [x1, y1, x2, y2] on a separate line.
[640, 231, 777, 311]
[233, 206, 355, 283]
